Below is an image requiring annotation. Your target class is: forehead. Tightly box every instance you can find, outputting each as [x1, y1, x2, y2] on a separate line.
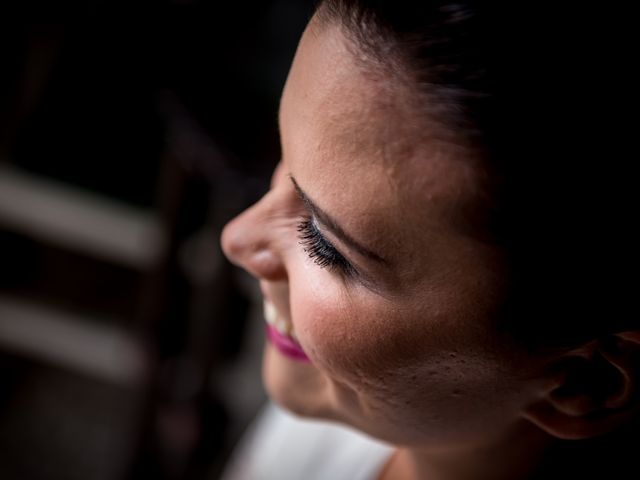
[280, 20, 487, 265]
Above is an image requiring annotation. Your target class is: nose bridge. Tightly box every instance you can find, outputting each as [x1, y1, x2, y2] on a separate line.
[221, 191, 287, 281]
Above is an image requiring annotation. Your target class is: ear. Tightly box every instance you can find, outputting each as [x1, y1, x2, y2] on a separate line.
[523, 331, 640, 440]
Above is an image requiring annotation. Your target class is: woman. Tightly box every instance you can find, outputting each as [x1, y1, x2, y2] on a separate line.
[221, 1, 638, 479]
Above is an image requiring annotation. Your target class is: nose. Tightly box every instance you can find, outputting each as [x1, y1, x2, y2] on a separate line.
[221, 192, 288, 282]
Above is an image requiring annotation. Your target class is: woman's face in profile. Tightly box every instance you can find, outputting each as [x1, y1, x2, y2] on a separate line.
[222, 18, 545, 447]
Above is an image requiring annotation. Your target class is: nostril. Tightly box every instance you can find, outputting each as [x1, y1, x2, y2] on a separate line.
[246, 249, 287, 281]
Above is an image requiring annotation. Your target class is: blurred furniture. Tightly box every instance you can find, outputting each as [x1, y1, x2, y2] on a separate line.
[0, 1, 313, 479]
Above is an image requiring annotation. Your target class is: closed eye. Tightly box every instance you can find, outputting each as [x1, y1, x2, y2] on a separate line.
[297, 216, 357, 277]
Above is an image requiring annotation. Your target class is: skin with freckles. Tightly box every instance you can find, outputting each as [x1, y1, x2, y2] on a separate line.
[221, 15, 562, 480]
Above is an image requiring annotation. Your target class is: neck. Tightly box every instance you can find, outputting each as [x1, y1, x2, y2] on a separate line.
[380, 420, 554, 480]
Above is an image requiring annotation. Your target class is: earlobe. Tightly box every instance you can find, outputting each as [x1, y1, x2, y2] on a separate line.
[522, 332, 640, 440]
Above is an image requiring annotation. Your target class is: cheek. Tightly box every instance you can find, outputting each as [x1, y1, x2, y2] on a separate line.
[290, 265, 513, 389]
[290, 267, 439, 385]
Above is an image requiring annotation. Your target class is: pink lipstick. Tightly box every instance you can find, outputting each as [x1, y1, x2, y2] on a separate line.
[266, 324, 311, 362]
[263, 300, 310, 363]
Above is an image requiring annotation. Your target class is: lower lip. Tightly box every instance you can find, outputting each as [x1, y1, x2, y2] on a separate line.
[265, 324, 311, 363]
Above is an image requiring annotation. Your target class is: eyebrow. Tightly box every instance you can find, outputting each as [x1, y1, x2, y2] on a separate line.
[289, 176, 387, 264]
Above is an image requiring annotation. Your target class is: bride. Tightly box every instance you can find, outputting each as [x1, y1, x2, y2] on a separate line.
[220, 1, 638, 479]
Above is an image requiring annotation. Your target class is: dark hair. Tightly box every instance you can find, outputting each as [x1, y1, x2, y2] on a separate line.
[315, 0, 636, 349]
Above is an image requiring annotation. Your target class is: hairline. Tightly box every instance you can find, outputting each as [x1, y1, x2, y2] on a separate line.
[312, 2, 485, 152]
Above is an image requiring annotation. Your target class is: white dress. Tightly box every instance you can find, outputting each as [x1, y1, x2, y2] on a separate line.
[221, 402, 395, 480]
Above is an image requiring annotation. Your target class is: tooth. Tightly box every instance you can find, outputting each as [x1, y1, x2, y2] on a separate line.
[276, 319, 288, 335]
[264, 300, 297, 338]
[263, 301, 277, 325]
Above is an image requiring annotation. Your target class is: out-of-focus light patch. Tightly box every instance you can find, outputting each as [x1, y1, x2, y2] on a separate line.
[0, 164, 165, 269]
[0, 295, 147, 386]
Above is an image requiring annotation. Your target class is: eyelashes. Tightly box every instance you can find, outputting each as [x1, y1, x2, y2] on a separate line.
[297, 218, 356, 277]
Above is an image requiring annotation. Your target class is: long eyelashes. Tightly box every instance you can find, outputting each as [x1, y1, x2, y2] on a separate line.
[297, 218, 356, 276]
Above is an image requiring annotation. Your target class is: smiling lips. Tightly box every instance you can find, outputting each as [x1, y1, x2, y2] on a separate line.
[263, 300, 311, 363]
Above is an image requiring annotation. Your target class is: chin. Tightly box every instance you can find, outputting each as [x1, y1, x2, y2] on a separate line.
[261, 344, 337, 420]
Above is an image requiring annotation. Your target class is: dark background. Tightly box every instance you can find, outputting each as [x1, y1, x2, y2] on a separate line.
[0, 1, 315, 479]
